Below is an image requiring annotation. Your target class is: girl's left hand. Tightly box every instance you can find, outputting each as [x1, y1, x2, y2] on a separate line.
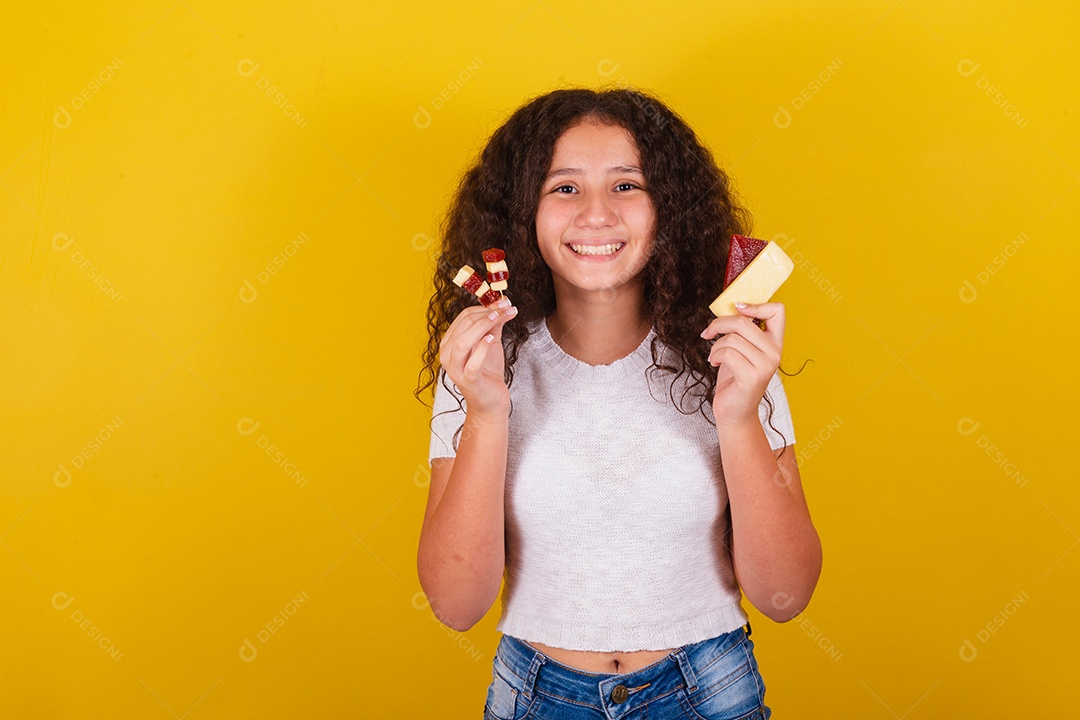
[699, 302, 785, 431]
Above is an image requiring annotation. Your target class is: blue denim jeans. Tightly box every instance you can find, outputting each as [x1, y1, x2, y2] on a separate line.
[483, 622, 771, 719]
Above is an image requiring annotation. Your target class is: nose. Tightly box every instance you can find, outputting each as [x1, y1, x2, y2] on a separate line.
[576, 190, 616, 229]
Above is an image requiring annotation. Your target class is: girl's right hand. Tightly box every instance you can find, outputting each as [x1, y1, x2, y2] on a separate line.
[438, 297, 518, 418]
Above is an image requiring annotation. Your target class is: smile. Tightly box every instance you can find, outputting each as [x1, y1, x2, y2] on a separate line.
[568, 242, 626, 256]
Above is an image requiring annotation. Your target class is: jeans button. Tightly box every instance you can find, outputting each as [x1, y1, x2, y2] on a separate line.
[611, 684, 629, 704]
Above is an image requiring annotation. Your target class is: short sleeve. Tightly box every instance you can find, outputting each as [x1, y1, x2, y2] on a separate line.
[428, 370, 467, 464]
[759, 371, 796, 451]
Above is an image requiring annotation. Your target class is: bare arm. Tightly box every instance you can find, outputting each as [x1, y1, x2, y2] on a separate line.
[700, 301, 821, 622]
[416, 298, 517, 631]
[417, 409, 509, 631]
[719, 423, 821, 621]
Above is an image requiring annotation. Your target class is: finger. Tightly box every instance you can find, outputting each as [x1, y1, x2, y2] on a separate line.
[710, 345, 754, 381]
[461, 331, 495, 382]
[700, 313, 760, 341]
[712, 317, 775, 359]
[449, 305, 508, 357]
[441, 306, 491, 369]
[708, 339, 755, 370]
[489, 306, 517, 340]
[701, 317, 769, 364]
[734, 302, 785, 347]
[442, 301, 515, 372]
[440, 304, 490, 354]
[708, 332, 766, 369]
[715, 361, 736, 387]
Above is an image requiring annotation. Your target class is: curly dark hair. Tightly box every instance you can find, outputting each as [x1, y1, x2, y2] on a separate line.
[416, 86, 802, 457]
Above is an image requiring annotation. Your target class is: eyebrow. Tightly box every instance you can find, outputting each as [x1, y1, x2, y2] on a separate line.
[545, 165, 644, 180]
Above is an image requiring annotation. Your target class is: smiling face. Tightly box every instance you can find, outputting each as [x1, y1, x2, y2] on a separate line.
[535, 118, 656, 304]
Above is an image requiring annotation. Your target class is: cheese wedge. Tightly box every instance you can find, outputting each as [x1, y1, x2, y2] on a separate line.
[708, 240, 794, 317]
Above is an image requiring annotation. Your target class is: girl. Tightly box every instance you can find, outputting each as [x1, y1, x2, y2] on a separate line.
[416, 87, 821, 720]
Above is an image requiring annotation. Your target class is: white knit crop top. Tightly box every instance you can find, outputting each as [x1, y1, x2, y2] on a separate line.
[428, 318, 797, 652]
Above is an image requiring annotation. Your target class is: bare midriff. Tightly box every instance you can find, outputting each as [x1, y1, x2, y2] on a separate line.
[524, 640, 678, 674]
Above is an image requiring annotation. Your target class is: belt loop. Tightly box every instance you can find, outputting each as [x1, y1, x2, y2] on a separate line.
[673, 648, 698, 694]
[744, 621, 753, 637]
[522, 647, 546, 701]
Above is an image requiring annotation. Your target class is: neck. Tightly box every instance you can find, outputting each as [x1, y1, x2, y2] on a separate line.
[546, 282, 651, 365]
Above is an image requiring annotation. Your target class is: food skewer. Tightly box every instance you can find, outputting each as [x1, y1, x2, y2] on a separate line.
[451, 247, 511, 308]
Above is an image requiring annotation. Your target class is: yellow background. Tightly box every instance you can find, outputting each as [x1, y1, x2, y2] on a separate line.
[2, 1, 1077, 717]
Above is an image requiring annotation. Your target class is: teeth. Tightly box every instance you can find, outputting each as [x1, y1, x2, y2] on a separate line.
[570, 243, 625, 256]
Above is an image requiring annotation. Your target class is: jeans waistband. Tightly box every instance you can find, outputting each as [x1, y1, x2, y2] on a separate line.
[495, 623, 751, 716]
